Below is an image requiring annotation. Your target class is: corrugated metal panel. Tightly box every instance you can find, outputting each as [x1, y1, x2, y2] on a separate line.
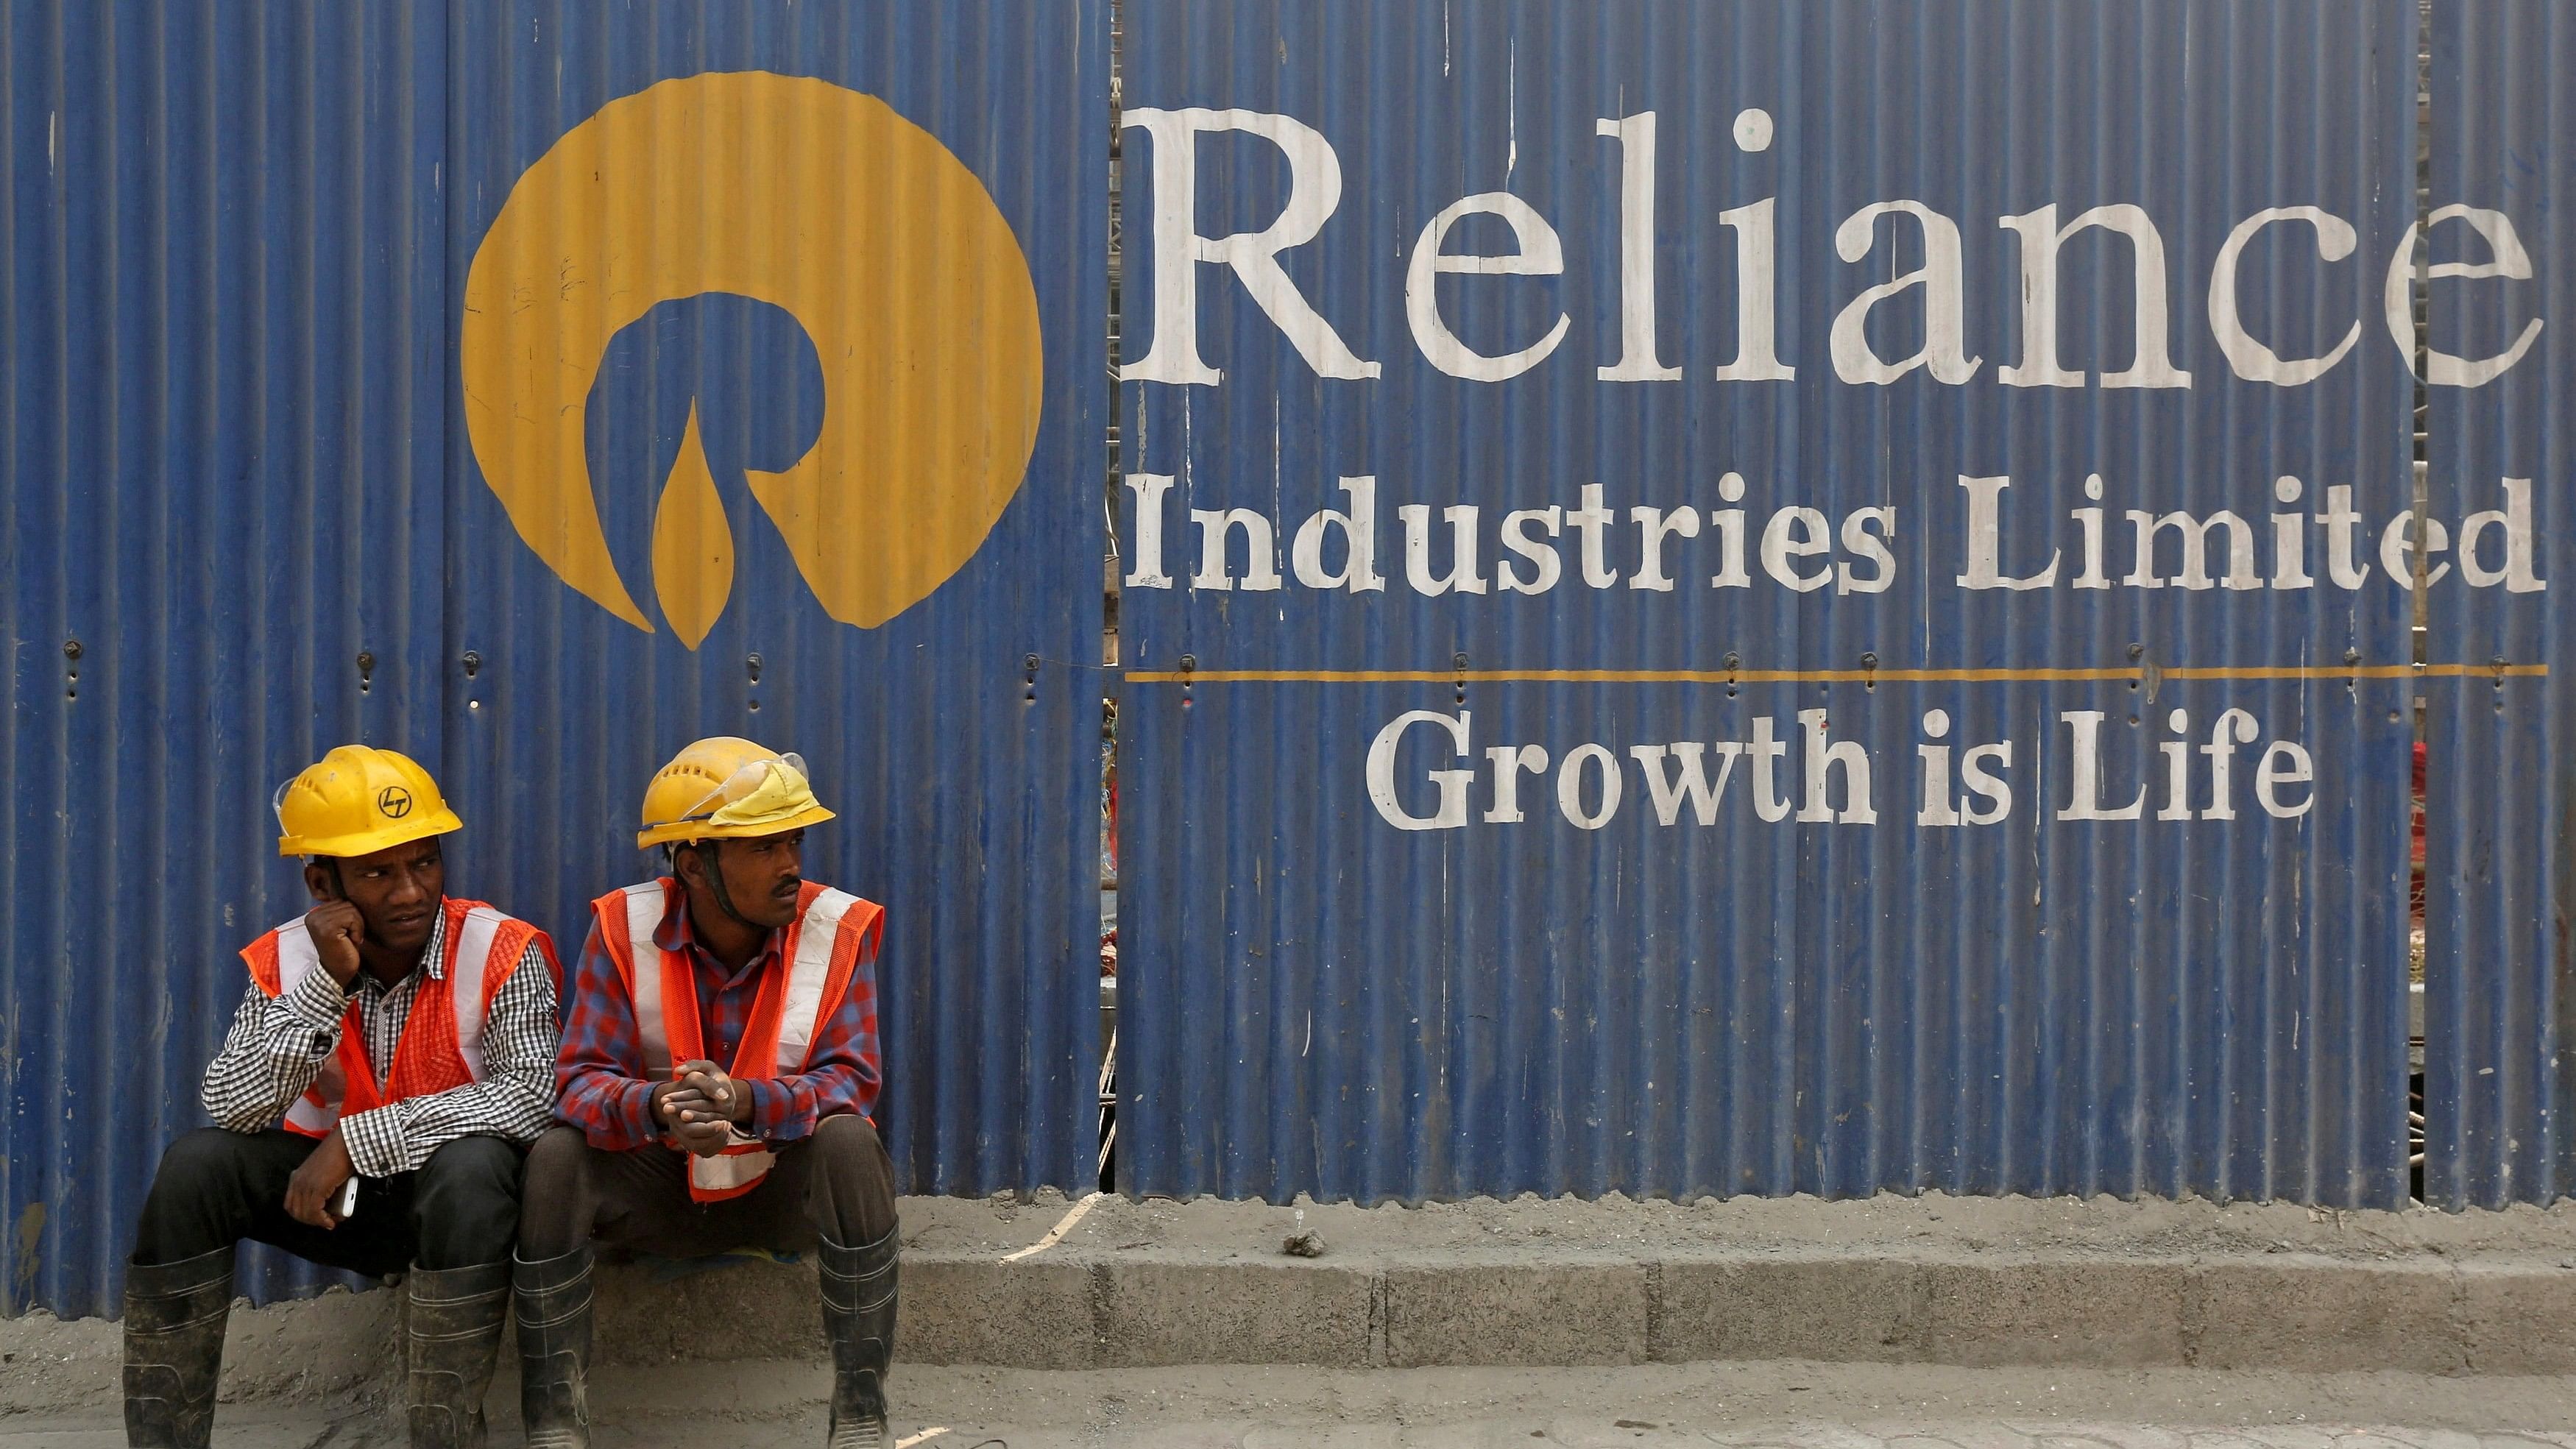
[2421, 0, 2572, 1208]
[1118, 1, 2416, 1207]
[1, 0, 453, 1317]
[2, 0, 1105, 1319]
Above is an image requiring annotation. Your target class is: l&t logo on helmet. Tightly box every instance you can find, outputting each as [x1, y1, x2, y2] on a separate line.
[459, 71, 1044, 650]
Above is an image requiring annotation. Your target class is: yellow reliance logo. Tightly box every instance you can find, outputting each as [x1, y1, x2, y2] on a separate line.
[461, 71, 1044, 648]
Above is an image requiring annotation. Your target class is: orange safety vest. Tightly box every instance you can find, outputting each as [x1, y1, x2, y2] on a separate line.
[241, 899, 553, 1139]
[592, 878, 883, 1202]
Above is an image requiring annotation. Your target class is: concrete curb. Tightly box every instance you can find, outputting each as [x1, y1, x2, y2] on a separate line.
[9, 1189, 2576, 1409]
[903, 1250, 2552, 1373]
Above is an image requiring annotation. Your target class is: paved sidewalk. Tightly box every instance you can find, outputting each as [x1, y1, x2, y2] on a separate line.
[18, 1188, 2576, 1409]
[7, 1361, 2574, 1448]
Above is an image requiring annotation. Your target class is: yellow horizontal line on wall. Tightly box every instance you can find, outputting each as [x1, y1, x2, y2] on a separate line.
[1124, 663, 2550, 684]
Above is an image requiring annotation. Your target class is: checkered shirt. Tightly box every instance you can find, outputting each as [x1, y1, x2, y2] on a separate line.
[553, 883, 882, 1151]
[199, 907, 560, 1176]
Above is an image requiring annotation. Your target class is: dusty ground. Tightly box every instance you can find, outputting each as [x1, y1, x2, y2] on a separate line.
[999, 1188, 2576, 1271]
[905, 1188, 2576, 1266]
[5, 1361, 2576, 1447]
[11, 1190, 2576, 1440]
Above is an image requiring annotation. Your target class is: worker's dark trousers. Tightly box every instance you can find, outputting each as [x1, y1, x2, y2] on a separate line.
[130, 1127, 523, 1274]
[516, 1114, 897, 1259]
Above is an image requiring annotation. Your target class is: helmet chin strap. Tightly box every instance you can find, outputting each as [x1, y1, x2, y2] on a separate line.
[690, 840, 758, 929]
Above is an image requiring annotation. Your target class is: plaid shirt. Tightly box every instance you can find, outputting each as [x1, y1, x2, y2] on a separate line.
[200, 906, 560, 1176]
[554, 881, 881, 1151]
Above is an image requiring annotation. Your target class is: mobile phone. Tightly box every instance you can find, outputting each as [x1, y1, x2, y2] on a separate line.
[334, 1178, 359, 1219]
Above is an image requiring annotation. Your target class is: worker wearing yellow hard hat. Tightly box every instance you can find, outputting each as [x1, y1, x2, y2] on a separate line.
[629, 735, 840, 918]
[121, 745, 560, 1449]
[517, 737, 896, 1449]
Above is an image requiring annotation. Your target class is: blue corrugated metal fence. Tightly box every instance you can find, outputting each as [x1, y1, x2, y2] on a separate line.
[6, 0, 2570, 1330]
[2422, 0, 2573, 1209]
[1, 0, 1106, 1318]
[1116, 0, 2418, 1208]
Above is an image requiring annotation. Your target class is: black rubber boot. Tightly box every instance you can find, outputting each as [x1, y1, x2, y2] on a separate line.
[122, 1245, 233, 1449]
[818, 1225, 899, 1449]
[512, 1245, 593, 1449]
[405, 1260, 509, 1449]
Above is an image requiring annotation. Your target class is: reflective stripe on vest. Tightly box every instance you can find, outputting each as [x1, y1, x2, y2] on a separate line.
[447, 906, 507, 1080]
[264, 921, 345, 1137]
[776, 888, 862, 1071]
[604, 879, 875, 1201]
[243, 899, 534, 1138]
[618, 884, 670, 1074]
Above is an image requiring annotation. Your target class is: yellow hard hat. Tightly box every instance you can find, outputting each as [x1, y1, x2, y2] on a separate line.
[274, 745, 463, 858]
[636, 736, 835, 849]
